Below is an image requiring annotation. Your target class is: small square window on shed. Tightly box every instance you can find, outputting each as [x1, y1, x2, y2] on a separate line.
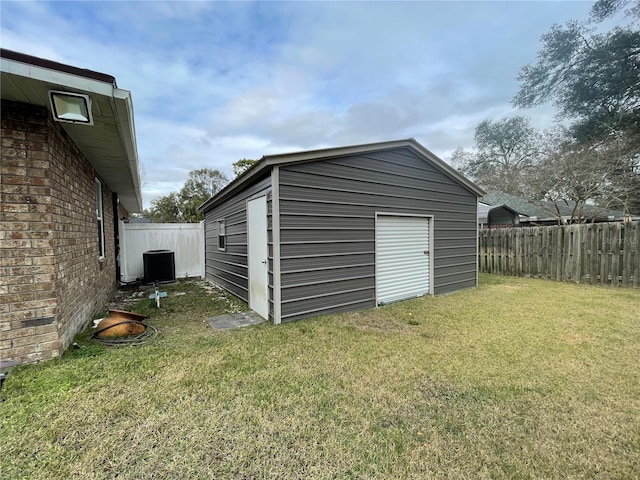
[217, 220, 226, 251]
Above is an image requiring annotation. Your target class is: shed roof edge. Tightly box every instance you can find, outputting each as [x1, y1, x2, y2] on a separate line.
[198, 138, 484, 212]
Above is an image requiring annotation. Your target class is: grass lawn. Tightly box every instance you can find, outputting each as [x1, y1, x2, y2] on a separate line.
[1, 275, 639, 479]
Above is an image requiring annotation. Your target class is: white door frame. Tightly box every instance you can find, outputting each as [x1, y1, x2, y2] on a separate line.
[374, 212, 434, 305]
[247, 196, 269, 319]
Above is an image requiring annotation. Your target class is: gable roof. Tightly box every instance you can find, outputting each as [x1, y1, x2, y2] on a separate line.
[478, 202, 520, 224]
[0, 49, 143, 212]
[199, 138, 485, 212]
[482, 191, 635, 221]
[481, 191, 558, 218]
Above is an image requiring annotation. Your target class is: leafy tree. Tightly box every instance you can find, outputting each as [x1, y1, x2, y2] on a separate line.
[513, 0, 640, 213]
[514, 0, 639, 141]
[232, 158, 257, 177]
[179, 168, 228, 221]
[451, 116, 543, 195]
[590, 0, 640, 22]
[145, 192, 181, 223]
[181, 168, 229, 199]
[514, 21, 640, 148]
[146, 168, 228, 222]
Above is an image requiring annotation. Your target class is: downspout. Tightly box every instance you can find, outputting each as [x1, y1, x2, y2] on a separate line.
[113, 193, 121, 284]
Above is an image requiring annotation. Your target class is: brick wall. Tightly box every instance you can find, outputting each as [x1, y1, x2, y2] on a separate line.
[48, 108, 117, 350]
[1, 100, 118, 364]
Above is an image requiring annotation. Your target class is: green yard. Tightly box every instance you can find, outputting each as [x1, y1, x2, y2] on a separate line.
[1, 275, 639, 479]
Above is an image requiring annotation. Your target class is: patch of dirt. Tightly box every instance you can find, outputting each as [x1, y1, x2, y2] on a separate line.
[342, 311, 413, 333]
[107, 285, 152, 311]
[560, 332, 593, 345]
[107, 279, 217, 312]
[492, 284, 524, 292]
[197, 280, 244, 313]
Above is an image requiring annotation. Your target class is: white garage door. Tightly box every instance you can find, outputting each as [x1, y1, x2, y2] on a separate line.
[376, 215, 431, 304]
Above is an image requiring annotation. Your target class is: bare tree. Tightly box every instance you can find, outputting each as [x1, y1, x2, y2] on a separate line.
[527, 132, 640, 223]
[452, 116, 542, 195]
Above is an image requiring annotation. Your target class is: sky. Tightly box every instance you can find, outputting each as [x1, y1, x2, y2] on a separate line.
[0, 1, 600, 209]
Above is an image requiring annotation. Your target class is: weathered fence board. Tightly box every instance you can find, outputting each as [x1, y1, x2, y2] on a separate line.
[478, 221, 640, 287]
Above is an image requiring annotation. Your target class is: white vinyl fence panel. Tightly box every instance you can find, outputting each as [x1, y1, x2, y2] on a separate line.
[120, 221, 205, 282]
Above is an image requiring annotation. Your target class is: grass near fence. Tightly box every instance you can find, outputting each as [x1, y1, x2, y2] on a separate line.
[1, 275, 639, 479]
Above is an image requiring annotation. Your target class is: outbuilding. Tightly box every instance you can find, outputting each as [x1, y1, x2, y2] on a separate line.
[199, 139, 484, 324]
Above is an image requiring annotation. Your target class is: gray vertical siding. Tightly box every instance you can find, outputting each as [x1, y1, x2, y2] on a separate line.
[203, 175, 271, 306]
[278, 147, 477, 321]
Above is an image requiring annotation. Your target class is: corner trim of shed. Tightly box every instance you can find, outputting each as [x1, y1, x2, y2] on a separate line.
[271, 166, 282, 324]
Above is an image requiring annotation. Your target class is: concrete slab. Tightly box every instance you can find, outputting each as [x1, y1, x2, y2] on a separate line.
[207, 311, 265, 330]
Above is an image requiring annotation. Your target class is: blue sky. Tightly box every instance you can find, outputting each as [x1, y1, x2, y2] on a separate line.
[1, 1, 598, 208]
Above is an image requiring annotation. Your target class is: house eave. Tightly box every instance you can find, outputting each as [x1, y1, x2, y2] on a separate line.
[0, 49, 143, 213]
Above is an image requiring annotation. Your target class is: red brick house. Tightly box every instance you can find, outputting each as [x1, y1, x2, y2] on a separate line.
[1, 50, 143, 364]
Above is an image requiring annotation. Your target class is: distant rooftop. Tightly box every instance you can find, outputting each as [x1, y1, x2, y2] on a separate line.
[481, 191, 633, 221]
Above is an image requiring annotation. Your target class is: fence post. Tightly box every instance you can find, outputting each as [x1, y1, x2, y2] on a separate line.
[119, 220, 127, 283]
[611, 223, 621, 287]
[199, 220, 206, 279]
[634, 222, 640, 288]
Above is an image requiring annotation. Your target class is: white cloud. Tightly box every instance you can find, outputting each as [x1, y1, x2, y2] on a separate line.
[0, 0, 597, 208]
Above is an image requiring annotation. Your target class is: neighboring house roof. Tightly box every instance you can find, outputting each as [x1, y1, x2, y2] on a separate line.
[199, 138, 485, 211]
[0, 49, 143, 212]
[478, 202, 520, 224]
[481, 191, 637, 222]
[481, 191, 564, 219]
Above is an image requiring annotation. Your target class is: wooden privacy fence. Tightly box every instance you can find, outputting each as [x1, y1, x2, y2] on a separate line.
[478, 221, 640, 287]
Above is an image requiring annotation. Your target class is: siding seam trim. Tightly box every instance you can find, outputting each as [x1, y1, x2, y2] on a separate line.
[281, 297, 376, 320]
[205, 252, 247, 258]
[281, 286, 374, 304]
[272, 166, 282, 325]
[281, 227, 374, 231]
[279, 197, 474, 215]
[212, 259, 249, 269]
[281, 167, 473, 198]
[433, 261, 477, 269]
[281, 274, 374, 289]
[209, 266, 248, 281]
[436, 278, 475, 289]
[207, 275, 248, 302]
[281, 252, 374, 259]
[436, 269, 477, 278]
[279, 183, 477, 208]
[284, 263, 374, 274]
[287, 153, 467, 190]
[280, 240, 374, 245]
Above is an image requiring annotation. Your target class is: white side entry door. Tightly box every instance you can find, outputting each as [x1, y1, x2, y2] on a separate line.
[247, 196, 269, 319]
